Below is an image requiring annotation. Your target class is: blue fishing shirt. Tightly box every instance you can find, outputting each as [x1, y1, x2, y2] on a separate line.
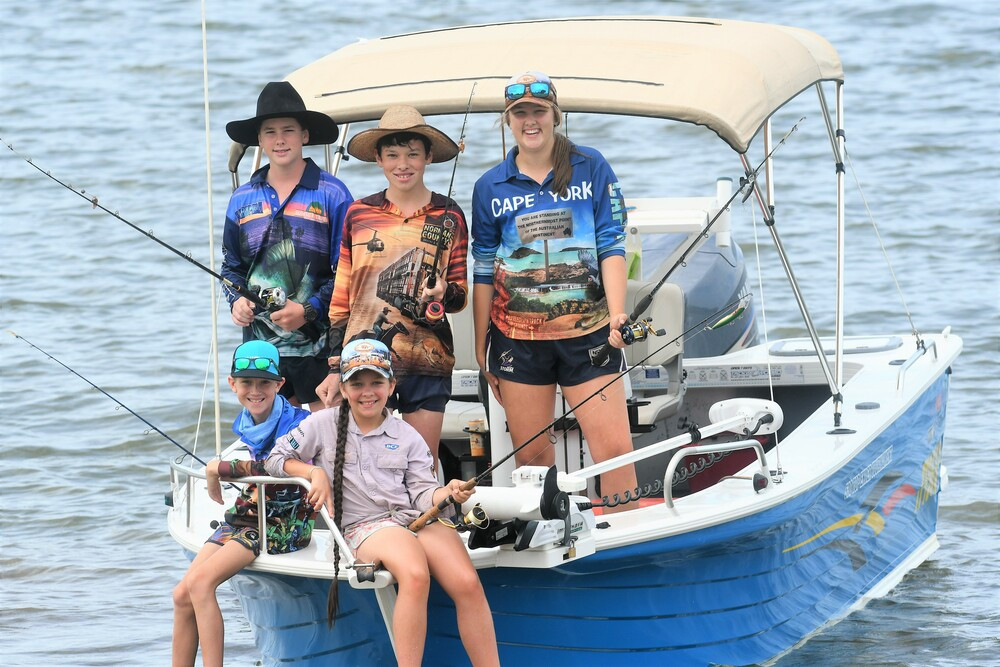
[222, 158, 352, 357]
[471, 145, 627, 340]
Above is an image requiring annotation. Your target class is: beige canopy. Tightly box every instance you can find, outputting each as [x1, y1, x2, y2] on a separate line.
[285, 16, 843, 153]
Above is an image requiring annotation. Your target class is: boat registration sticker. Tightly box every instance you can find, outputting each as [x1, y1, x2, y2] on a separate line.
[689, 364, 805, 385]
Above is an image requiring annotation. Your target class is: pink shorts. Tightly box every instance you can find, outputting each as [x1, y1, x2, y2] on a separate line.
[342, 515, 412, 554]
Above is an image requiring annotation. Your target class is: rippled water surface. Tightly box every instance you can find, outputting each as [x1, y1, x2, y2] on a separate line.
[2, 1, 997, 664]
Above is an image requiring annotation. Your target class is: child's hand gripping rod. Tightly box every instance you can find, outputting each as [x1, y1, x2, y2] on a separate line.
[409, 477, 478, 531]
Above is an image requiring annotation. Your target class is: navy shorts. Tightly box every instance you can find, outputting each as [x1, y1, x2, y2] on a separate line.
[388, 374, 451, 413]
[487, 325, 626, 387]
[278, 355, 328, 404]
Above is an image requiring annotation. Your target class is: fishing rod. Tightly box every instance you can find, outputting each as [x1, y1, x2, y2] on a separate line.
[8, 330, 208, 466]
[1, 138, 275, 312]
[590, 119, 803, 368]
[421, 83, 477, 324]
[408, 293, 750, 531]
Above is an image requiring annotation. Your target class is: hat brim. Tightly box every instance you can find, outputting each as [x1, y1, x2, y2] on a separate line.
[341, 364, 393, 381]
[226, 110, 340, 147]
[231, 368, 282, 381]
[347, 124, 459, 163]
[505, 96, 558, 112]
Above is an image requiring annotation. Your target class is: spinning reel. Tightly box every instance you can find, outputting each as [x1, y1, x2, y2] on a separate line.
[619, 317, 666, 345]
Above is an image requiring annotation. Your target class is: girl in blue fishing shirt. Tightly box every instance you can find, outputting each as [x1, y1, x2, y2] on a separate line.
[471, 72, 637, 511]
[172, 340, 311, 667]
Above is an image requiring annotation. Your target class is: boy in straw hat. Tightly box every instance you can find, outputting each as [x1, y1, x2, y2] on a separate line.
[221, 81, 353, 411]
[315, 105, 468, 469]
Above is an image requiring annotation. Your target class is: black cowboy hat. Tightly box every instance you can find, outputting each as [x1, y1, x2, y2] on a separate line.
[226, 81, 339, 146]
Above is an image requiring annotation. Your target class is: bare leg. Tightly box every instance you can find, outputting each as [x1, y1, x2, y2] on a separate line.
[562, 375, 637, 513]
[402, 408, 445, 470]
[175, 540, 256, 667]
[172, 542, 222, 667]
[418, 523, 499, 666]
[357, 527, 430, 667]
[495, 379, 557, 467]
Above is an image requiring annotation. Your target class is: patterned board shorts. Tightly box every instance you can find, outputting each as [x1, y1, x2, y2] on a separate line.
[342, 515, 413, 555]
[207, 523, 261, 556]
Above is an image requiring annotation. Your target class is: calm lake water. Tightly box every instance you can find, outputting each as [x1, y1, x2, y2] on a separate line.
[1, 1, 997, 665]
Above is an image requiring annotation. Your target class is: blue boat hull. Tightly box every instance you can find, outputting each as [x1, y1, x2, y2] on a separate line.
[225, 374, 950, 665]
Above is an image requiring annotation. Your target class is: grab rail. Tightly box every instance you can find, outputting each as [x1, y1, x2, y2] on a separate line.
[663, 439, 768, 509]
[896, 340, 938, 392]
[168, 458, 363, 580]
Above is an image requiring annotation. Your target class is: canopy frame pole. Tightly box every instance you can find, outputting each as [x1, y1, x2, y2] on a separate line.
[329, 123, 350, 177]
[816, 81, 848, 426]
[740, 152, 842, 414]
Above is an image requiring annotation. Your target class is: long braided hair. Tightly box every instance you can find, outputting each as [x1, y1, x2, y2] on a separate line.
[326, 401, 350, 627]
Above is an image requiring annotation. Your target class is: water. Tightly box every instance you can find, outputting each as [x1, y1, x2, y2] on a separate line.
[1, 1, 997, 664]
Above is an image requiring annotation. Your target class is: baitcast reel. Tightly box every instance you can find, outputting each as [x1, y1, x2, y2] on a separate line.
[249, 285, 287, 313]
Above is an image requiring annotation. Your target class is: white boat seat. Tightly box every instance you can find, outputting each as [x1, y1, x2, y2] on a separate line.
[447, 298, 478, 375]
[623, 280, 685, 425]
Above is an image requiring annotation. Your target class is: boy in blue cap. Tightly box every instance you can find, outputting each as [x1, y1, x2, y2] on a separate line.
[172, 340, 312, 667]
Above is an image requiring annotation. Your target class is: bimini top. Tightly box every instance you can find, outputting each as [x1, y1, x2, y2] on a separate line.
[284, 16, 843, 154]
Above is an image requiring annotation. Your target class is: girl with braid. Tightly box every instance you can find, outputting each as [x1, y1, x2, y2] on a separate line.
[265, 339, 498, 666]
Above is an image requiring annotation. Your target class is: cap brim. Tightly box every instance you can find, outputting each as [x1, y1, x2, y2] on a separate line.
[505, 96, 557, 112]
[347, 125, 459, 163]
[341, 364, 393, 381]
[226, 110, 340, 147]
[231, 368, 282, 380]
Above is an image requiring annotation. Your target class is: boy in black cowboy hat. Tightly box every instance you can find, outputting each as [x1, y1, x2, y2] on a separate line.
[221, 81, 353, 410]
[315, 105, 469, 470]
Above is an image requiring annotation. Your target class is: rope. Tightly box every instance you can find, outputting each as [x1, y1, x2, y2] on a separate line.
[200, 0, 223, 454]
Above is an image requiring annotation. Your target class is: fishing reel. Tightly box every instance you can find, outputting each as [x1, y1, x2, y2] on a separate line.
[619, 317, 666, 345]
[249, 284, 287, 313]
[423, 299, 445, 322]
[441, 503, 489, 532]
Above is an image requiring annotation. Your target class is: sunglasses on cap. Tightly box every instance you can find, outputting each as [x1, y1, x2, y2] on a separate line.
[234, 356, 278, 373]
[505, 81, 554, 102]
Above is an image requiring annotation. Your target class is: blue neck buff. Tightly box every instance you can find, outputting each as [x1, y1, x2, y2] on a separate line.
[232, 394, 303, 460]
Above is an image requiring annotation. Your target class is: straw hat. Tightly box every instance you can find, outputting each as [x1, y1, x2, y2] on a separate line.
[347, 105, 459, 163]
[226, 81, 339, 146]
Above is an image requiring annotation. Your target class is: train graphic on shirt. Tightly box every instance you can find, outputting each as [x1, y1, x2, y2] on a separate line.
[375, 245, 437, 321]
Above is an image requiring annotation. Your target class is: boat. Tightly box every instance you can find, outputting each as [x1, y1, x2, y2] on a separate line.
[167, 16, 962, 665]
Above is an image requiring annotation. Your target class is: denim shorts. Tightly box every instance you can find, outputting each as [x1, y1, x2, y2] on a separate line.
[487, 324, 625, 386]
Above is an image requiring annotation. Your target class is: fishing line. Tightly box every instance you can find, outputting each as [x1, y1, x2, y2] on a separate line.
[749, 189, 782, 481]
[422, 84, 476, 322]
[844, 148, 921, 343]
[0, 138, 267, 310]
[409, 294, 751, 530]
[590, 118, 804, 367]
[8, 331, 208, 466]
